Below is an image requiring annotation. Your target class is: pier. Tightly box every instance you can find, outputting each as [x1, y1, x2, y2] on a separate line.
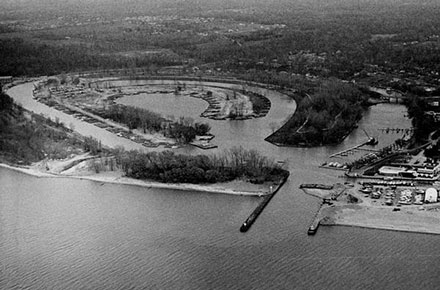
[329, 139, 377, 158]
[239, 174, 289, 232]
[300, 184, 333, 190]
[378, 127, 414, 134]
[300, 183, 347, 235]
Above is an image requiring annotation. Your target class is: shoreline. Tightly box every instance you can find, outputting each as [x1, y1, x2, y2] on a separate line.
[0, 163, 271, 196]
[302, 186, 440, 236]
[322, 205, 440, 236]
[327, 222, 440, 236]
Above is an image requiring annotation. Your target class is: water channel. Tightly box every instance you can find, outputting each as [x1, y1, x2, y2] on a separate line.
[2, 81, 439, 289]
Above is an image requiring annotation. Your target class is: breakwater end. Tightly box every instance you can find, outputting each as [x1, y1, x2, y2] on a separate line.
[240, 173, 289, 232]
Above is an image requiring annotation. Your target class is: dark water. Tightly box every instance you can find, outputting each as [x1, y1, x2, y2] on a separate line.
[2, 167, 440, 290]
[5, 82, 438, 289]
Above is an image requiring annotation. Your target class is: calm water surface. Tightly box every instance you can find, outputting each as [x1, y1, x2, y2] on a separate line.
[3, 82, 439, 289]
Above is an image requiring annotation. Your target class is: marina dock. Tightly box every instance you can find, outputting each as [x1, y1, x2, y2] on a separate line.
[329, 143, 366, 158]
[300, 184, 334, 190]
[240, 174, 289, 232]
[329, 139, 378, 158]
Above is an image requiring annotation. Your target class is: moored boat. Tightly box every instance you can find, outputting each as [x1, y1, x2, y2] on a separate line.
[359, 187, 373, 194]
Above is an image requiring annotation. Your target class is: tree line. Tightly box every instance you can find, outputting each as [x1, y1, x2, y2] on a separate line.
[0, 91, 84, 164]
[266, 80, 369, 146]
[1, 92, 287, 184]
[113, 146, 287, 184]
[94, 104, 211, 143]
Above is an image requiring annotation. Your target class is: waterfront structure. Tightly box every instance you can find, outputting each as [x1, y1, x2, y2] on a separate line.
[378, 163, 440, 179]
[425, 188, 438, 203]
[378, 166, 411, 177]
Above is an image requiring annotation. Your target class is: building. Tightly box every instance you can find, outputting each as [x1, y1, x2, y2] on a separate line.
[378, 166, 418, 178]
[414, 163, 440, 178]
[424, 188, 438, 203]
[378, 166, 407, 177]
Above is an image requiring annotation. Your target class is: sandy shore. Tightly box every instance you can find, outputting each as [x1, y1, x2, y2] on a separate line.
[0, 162, 271, 196]
[302, 185, 440, 235]
[323, 204, 440, 235]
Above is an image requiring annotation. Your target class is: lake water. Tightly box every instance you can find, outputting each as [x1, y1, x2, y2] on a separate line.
[3, 82, 438, 289]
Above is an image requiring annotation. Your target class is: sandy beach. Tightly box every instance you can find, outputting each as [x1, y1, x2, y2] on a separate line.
[323, 204, 440, 235]
[0, 161, 273, 197]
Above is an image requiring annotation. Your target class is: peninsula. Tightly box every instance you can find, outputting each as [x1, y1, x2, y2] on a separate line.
[1, 81, 288, 196]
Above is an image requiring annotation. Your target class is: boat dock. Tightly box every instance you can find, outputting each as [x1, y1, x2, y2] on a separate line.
[300, 184, 334, 190]
[329, 139, 377, 158]
[240, 174, 289, 232]
[190, 142, 218, 150]
[329, 143, 365, 158]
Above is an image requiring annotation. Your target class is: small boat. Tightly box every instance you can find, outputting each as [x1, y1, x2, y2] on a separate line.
[363, 129, 379, 145]
[398, 200, 412, 205]
[359, 187, 373, 194]
[366, 137, 379, 146]
[371, 191, 381, 199]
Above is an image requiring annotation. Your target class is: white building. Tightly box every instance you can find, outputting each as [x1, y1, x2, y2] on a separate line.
[424, 188, 438, 203]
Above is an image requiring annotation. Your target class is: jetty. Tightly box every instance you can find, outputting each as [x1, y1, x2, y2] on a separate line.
[300, 183, 347, 235]
[308, 202, 323, 235]
[308, 217, 321, 235]
[240, 174, 289, 232]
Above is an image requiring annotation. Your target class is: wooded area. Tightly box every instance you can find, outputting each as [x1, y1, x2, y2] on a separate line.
[1, 0, 439, 149]
[266, 80, 369, 146]
[0, 91, 84, 163]
[114, 146, 287, 184]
